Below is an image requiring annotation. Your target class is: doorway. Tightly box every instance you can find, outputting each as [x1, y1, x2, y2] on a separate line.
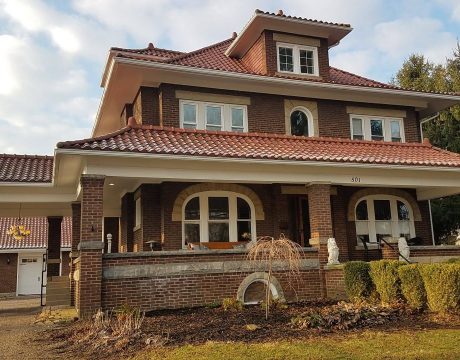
[290, 196, 311, 247]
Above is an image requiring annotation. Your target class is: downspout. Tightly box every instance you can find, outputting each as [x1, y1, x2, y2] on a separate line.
[419, 112, 439, 245]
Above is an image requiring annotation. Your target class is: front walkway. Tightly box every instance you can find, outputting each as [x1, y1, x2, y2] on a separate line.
[0, 297, 72, 360]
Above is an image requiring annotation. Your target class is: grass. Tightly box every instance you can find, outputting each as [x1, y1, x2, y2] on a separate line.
[131, 329, 460, 360]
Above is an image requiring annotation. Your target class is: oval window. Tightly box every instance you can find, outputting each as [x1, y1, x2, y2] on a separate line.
[290, 110, 309, 136]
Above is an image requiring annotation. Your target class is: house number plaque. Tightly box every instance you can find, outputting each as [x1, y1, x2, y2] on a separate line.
[351, 177, 361, 183]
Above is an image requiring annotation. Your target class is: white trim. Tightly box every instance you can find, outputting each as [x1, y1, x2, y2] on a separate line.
[289, 106, 314, 137]
[276, 42, 319, 76]
[134, 197, 141, 229]
[179, 99, 248, 132]
[182, 190, 256, 248]
[355, 195, 415, 244]
[350, 114, 405, 142]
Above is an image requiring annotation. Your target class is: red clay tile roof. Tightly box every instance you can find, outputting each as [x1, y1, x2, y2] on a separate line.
[111, 44, 183, 59]
[0, 154, 53, 183]
[254, 9, 351, 28]
[0, 217, 71, 250]
[57, 124, 460, 168]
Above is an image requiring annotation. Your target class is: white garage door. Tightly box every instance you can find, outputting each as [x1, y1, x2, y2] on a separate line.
[17, 254, 44, 295]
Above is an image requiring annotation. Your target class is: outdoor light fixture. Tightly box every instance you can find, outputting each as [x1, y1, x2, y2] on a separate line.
[109, 183, 115, 186]
[7, 257, 10, 265]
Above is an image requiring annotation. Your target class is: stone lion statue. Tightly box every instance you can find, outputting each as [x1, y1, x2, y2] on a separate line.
[327, 238, 340, 265]
[398, 237, 410, 261]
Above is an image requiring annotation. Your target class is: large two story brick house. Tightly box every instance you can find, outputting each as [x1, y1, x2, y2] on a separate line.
[1, 10, 460, 317]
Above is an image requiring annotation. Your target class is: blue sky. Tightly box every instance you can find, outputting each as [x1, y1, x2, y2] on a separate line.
[0, 0, 459, 154]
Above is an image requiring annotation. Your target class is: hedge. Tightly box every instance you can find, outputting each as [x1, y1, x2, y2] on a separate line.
[343, 261, 373, 301]
[398, 264, 426, 309]
[369, 260, 403, 304]
[419, 263, 460, 313]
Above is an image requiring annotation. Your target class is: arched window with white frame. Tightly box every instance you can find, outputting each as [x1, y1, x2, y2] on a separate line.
[182, 191, 256, 247]
[289, 107, 314, 137]
[355, 195, 415, 245]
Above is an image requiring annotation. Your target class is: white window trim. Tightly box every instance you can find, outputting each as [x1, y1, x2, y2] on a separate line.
[355, 195, 415, 245]
[349, 114, 405, 142]
[289, 106, 314, 137]
[179, 100, 248, 132]
[134, 197, 141, 231]
[182, 191, 256, 248]
[276, 42, 319, 76]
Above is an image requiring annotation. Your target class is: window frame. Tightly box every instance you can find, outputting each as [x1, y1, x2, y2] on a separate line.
[181, 191, 256, 248]
[354, 195, 415, 245]
[349, 114, 405, 142]
[276, 42, 319, 76]
[288, 106, 314, 137]
[179, 100, 248, 132]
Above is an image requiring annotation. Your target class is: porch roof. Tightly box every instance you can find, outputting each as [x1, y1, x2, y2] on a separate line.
[57, 123, 460, 169]
[0, 217, 71, 250]
[0, 154, 53, 183]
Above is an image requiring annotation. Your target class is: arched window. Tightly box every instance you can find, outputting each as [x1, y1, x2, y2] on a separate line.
[290, 107, 313, 137]
[182, 191, 256, 247]
[355, 195, 415, 245]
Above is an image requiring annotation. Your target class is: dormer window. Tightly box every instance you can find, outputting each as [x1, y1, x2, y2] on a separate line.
[277, 43, 319, 76]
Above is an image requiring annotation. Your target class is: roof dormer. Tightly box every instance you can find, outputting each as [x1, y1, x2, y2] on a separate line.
[229, 10, 352, 79]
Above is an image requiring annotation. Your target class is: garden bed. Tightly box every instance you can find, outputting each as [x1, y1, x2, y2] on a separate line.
[41, 300, 460, 360]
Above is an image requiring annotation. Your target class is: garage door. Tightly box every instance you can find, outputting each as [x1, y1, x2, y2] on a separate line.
[17, 254, 44, 295]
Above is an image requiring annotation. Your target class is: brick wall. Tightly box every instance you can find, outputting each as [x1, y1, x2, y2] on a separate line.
[61, 251, 70, 276]
[324, 266, 346, 300]
[101, 251, 321, 311]
[0, 253, 17, 293]
[47, 216, 62, 276]
[133, 87, 160, 126]
[241, 33, 266, 74]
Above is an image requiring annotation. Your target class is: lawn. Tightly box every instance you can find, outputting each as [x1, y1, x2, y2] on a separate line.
[132, 329, 460, 360]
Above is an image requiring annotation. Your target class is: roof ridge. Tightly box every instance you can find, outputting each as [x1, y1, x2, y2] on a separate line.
[128, 124, 431, 148]
[166, 37, 235, 63]
[111, 45, 183, 55]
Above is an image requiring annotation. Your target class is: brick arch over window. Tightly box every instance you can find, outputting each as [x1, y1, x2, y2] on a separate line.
[172, 183, 265, 221]
[347, 188, 422, 221]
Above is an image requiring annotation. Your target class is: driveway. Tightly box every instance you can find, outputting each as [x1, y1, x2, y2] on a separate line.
[0, 297, 60, 360]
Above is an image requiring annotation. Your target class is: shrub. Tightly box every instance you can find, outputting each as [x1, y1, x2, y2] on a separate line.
[419, 263, 460, 313]
[369, 260, 403, 304]
[343, 261, 373, 302]
[222, 298, 243, 312]
[398, 264, 426, 309]
[446, 258, 460, 263]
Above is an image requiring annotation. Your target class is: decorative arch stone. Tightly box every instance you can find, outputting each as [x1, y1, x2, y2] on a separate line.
[236, 272, 285, 304]
[172, 183, 265, 221]
[347, 188, 422, 222]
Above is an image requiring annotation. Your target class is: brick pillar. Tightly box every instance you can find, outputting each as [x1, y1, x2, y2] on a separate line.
[120, 192, 134, 252]
[78, 175, 105, 318]
[70, 202, 81, 306]
[307, 183, 333, 298]
[381, 242, 399, 260]
[47, 216, 62, 277]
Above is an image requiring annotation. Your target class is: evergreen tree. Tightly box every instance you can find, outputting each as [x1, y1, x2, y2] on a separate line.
[393, 47, 460, 243]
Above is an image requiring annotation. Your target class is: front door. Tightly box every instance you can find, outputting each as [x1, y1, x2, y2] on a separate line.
[292, 196, 311, 247]
[17, 254, 44, 295]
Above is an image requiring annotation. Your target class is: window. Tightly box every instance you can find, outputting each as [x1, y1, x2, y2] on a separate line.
[182, 191, 256, 247]
[289, 107, 314, 137]
[354, 195, 415, 245]
[350, 115, 405, 142]
[180, 100, 248, 132]
[277, 43, 319, 76]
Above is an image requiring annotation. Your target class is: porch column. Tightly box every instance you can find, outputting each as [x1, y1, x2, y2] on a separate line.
[47, 216, 63, 277]
[77, 175, 105, 318]
[70, 202, 81, 306]
[307, 183, 333, 298]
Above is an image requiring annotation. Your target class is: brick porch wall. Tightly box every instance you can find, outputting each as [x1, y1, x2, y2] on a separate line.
[101, 250, 320, 311]
[0, 253, 17, 293]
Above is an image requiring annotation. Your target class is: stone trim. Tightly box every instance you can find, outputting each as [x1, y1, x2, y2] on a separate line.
[236, 272, 285, 303]
[78, 241, 104, 250]
[284, 99, 319, 137]
[347, 188, 422, 221]
[273, 33, 321, 47]
[103, 259, 319, 280]
[346, 106, 407, 118]
[175, 90, 251, 105]
[171, 183, 265, 221]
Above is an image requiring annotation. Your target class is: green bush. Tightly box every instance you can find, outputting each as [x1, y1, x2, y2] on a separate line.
[369, 260, 403, 304]
[343, 261, 373, 302]
[222, 298, 243, 312]
[398, 264, 426, 309]
[419, 263, 460, 313]
[446, 258, 460, 263]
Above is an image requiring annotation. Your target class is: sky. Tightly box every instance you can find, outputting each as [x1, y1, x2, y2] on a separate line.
[0, 0, 459, 155]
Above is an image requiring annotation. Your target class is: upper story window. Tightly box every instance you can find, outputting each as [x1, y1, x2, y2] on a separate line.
[289, 107, 314, 137]
[350, 115, 405, 142]
[180, 100, 248, 132]
[277, 43, 319, 76]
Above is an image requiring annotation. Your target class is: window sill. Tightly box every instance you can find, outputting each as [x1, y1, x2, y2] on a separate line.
[275, 71, 322, 80]
[355, 244, 380, 250]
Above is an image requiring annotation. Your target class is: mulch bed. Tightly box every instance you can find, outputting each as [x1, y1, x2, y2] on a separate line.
[39, 300, 460, 360]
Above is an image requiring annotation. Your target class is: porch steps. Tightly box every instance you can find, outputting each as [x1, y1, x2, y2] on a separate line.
[46, 276, 70, 307]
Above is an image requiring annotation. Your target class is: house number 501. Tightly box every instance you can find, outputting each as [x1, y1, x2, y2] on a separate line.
[351, 177, 361, 183]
